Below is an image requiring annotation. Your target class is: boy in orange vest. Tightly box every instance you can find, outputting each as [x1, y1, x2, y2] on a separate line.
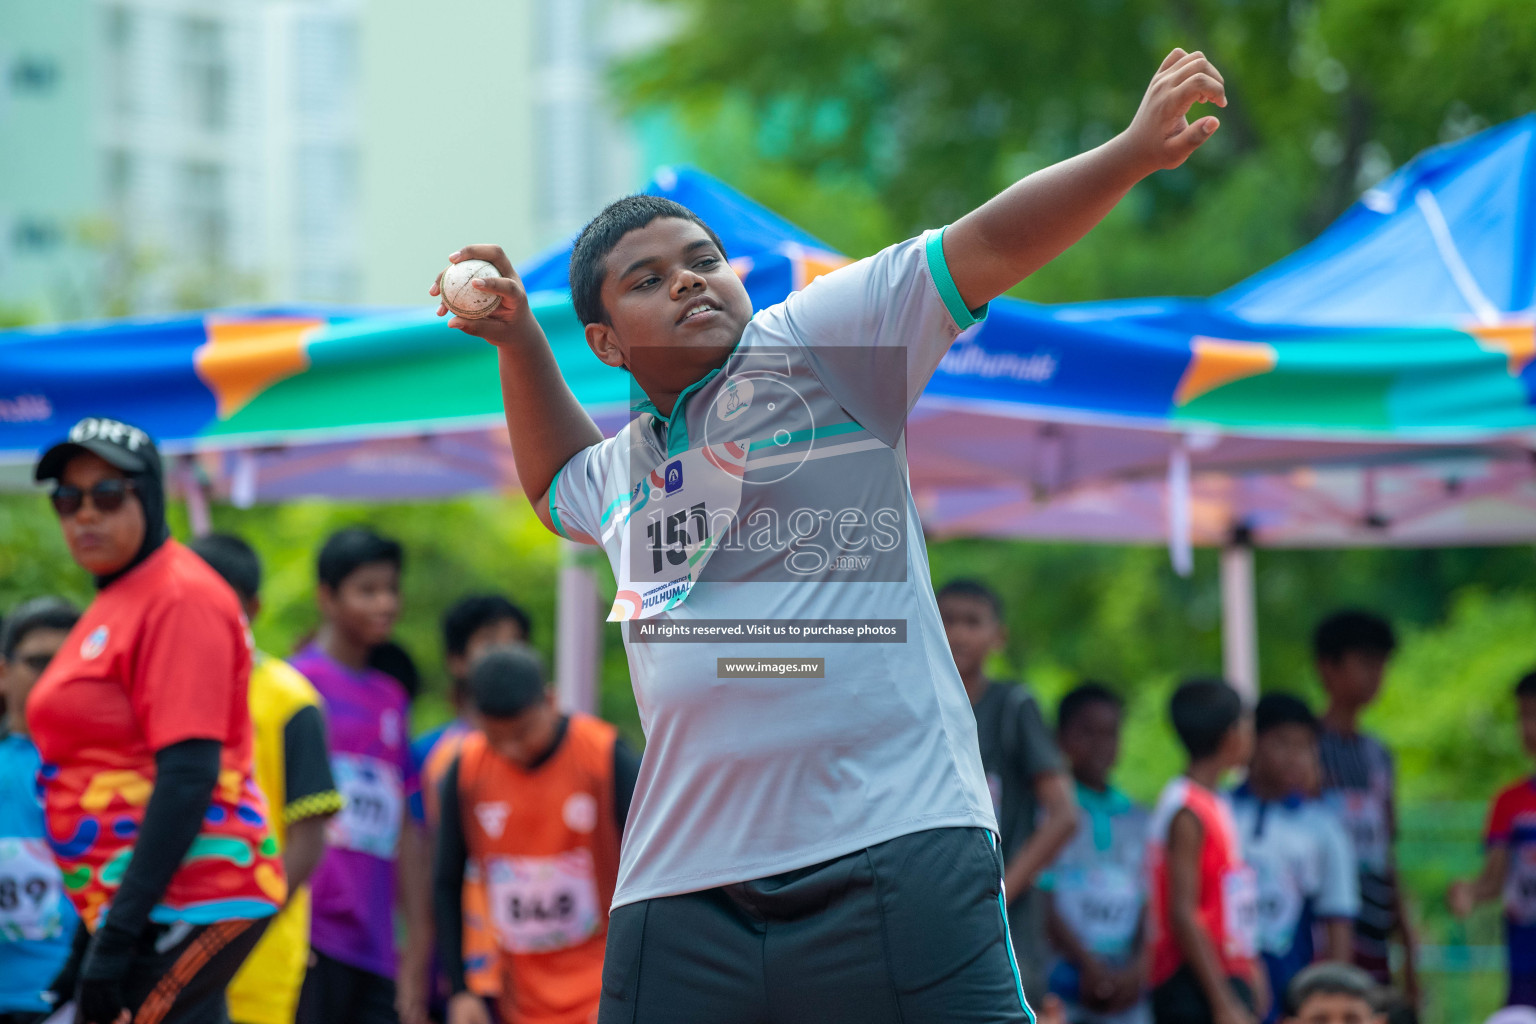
[433, 646, 639, 1024]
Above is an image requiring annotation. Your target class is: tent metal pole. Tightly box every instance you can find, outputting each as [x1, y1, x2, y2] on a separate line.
[1220, 539, 1259, 703]
[555, 540, 599, 714]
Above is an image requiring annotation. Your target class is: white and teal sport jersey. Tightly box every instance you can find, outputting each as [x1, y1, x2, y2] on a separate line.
[550, 230, 998, 907]
[1040, 783, 1150, 964]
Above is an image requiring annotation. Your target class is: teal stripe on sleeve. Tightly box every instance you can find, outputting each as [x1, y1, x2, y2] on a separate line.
[548, 465, 572, 541]
[925, 227, 989, 330]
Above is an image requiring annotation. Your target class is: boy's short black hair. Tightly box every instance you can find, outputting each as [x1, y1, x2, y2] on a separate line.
[1313, 609, 1396, 662]
[190, 532, 261, 602]
[935, 578, 1004, 620]
[569, 194, 728, 327]
[2, 597, 81, 660]
[317, 527, 403, 590]
[368, 640, 420, 700]
[1284, 961, 1380, 1016]
[1516, 670, 1536, 700]
[442, 594, 533, 658]
[1255, 692, 1317, 736]
[469, 644, 548, 720]
[1169, 677, 1244, 760]
[1057, 682, 1123, 733]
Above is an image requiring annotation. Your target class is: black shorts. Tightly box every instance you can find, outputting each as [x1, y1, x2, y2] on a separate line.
[598, 826, 1036, 1024]
[103, 918, 268, 1024]
[296, 951, 399, 1024]
[1149, 966, 1255, 1024]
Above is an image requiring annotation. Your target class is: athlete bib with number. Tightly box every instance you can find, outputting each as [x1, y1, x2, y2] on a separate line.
[1506, 844, 1536, 925]
[1222, 866, 1260, 960]
[0, 838, 66, 942]
[1337, 791, 1390, 872]
[1254, 857, 1304, 954]
[327, 754, 404, 859]
[486, 850, 601, 954]
[1054, 864, 1142, 956]
[607, 441, 749, 622]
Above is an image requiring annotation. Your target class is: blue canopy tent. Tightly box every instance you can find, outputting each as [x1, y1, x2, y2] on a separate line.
[5, 120, 1535, 698]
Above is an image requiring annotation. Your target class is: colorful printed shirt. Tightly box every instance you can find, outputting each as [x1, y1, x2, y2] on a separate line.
[0, 732, 78, 1012]
[548, 229, 996, 908]
[1229, 784, 1358, 1023]
[1485, 776, 1536, 989]
[27, 541, 284, 930]
[293, 643, 418, 979]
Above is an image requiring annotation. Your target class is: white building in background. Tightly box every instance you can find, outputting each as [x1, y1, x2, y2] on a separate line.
[0, 0, 659, 320]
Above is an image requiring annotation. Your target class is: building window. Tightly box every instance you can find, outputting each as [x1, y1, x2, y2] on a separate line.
[180, 162, 227, 264]
[180, 17, 228, 132]
[9, 56, 60, 95]
[12, 220, 62, 252]
[104, 5, 136, 117]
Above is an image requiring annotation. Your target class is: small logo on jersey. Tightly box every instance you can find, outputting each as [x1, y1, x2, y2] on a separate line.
[563, 792, 598, 834]
[664, 460, 683, 494]
[380, 708, 401, 748]
[717, 378, 752, 422]
[476, 802, 510, 839]
[80, 625, 109, 660]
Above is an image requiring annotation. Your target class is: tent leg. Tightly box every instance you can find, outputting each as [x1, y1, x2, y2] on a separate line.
[180, 459, 212, 537]
[555, 541, 600, 714]
[1220, 541, 1259, 703]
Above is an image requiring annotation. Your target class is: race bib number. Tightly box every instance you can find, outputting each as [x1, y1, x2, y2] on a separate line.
[327, 754, 404, 859]
[1506, 844, 1536, 924]
[1255, 859, 1304, 955]
[1055, 864, 1143, 956]
[486, 850, 601, 954]
[0, 838, 67, 942]
[608, 441, 749, 621]
[1338, 791, 1390, 872]
[1222, 866, 1259, 960]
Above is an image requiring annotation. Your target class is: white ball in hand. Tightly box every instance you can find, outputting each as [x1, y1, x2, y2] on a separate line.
[437, 259, 502, 319]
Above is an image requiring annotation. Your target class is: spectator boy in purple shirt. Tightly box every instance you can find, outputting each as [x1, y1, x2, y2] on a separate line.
[293, 528, 432, 1024]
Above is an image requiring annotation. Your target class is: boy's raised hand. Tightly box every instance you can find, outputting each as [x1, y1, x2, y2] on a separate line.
[1122, 48, 1227, 174]
[430, 245, 532, 344]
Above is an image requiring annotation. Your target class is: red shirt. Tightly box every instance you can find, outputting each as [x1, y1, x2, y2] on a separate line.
[1147, 777, 1258, 987]
[27, 541, 285, 930]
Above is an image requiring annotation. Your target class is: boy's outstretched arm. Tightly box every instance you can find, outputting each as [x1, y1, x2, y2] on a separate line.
[433, 246, 605, 532]
[944, 48, 1227, 310]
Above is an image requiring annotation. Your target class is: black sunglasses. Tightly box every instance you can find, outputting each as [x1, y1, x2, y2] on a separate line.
[50, 478, 136, 517]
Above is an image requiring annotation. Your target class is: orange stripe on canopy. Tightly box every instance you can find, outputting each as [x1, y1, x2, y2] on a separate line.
[1174, 337, 1278, 406]
[194, 318, 318, 418]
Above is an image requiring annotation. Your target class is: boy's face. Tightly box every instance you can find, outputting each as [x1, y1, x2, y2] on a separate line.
[1219, 712, 1256, 771]
[1286, 992, 1382, 1024]
[587, 217, 753, 398]
[477, 693, 560, 770]
[938, 594, 1004, 679]
[1318, 650, 1388, 709]
[1058, 701, 1122, 788]
[446, 617, 527, 684]
[320, 561, 400, 647]
[0, 626, 71, 734]
[1519, 695, 1536, 757]
[1251, 722, 1318, 796]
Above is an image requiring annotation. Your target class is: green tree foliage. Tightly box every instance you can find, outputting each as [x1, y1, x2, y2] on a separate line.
[619, 0, 1536, 299]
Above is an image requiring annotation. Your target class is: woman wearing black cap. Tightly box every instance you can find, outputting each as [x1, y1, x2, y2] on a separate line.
[26, 417, 286, 1024]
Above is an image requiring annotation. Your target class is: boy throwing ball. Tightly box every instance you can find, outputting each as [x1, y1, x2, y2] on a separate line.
[437, 48, 1226, 1023]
